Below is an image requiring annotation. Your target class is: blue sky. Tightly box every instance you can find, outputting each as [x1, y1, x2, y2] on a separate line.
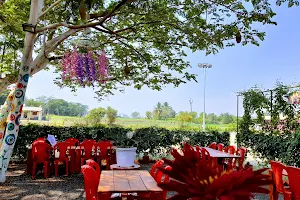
[26, 6, 300, 117]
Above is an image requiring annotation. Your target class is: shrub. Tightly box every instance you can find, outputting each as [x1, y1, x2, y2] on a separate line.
[13, 124, 230, 160]
[85, 107, 106, 125]
[106, 107, 117, 125]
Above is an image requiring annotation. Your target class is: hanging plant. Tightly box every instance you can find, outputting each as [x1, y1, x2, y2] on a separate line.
[61, 47, 109, 86]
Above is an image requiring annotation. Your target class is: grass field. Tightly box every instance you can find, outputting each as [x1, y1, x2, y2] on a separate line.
[20, 115, 234, 131]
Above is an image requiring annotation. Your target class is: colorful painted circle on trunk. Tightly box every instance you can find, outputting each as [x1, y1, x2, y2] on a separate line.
[10, 114, 15, 121]
[23, 74, 30, 82]
[15, 90, 24, 98]
[5, 134, 15, 145]
[17, 83, 24, 88]
[7, 123, 15, 131]
[15, 115, 21, 125]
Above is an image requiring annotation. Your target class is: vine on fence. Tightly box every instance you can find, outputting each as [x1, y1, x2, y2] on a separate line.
[240, 83, 300, 133]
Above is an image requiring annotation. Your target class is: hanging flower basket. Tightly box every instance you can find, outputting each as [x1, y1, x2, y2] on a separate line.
[61, 47, 110, 87]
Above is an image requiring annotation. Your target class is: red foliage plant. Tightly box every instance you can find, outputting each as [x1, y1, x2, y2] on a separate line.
[158, 143, 272, 200]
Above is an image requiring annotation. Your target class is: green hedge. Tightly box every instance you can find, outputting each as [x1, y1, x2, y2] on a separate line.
[238, 131, 300, 167]
[13, 124, 230, 160]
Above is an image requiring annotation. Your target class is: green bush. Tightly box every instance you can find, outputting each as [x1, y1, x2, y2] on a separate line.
[238, 131, 300, 167]
[13, 124, 230, 160]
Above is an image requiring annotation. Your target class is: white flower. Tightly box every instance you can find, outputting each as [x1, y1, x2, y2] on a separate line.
[126, 131, 134, 139]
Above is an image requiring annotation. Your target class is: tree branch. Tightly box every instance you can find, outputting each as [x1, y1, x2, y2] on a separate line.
[39, 0, 63, 19]
[36, 0, 129, 32]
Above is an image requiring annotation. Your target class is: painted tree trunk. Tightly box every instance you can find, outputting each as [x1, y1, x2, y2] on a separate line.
[0, 88, 15, 148]
[0, 0, 40, 182]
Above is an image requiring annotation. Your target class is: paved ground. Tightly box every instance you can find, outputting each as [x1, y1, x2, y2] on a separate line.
[0, 163, 277, 200]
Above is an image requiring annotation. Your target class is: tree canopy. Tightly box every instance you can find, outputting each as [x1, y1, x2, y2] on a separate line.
[0, 0, 298, 99]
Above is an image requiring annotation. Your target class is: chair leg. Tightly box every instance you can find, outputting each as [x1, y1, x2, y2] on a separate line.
[54, 160, 59, 177]
[65, 159, 69, 176]
[32, 162, 37, 179]
[44, 161, 48, 179]
[81, 158, 84, 167]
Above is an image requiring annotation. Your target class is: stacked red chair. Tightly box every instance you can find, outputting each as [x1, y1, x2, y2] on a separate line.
[270, 161, 292, 200]
[285, 166, 300, 200]
[31, 142, 52, 179]
[53, 142, 69, 176]
[96, 141, 113, 170]
[80, 139, 97, 166]
[224, 145, 236, 170]
[65, 138, 80, 173]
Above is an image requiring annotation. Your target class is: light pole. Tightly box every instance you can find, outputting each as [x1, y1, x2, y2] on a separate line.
[198, 63, 212, 132]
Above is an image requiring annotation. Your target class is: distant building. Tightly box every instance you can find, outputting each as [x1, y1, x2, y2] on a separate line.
[21, 106, 44, 120]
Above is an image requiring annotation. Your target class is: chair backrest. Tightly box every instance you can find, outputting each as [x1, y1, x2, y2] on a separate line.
[208, 142, 217, 149]
[32, 142, 52, 163]
[65, 138, 80, 146]
[270, 161, 287, 193]
[53, 142, 69, 161]
[217, 143, 224, 151]
[81, 140, 97, 158]
[201, 147, 211, 164]
[236, 147, 247, 170]
[97, 141, 112, 158]
[150, 160, 164, 178]
[86, 159, 101, 185]
[155, 166, 171, 200]
[285, 166, 300, 200]
[81, 165, 98, 200]
[32, 138, 46, 146]
[224, 145, 236, 154]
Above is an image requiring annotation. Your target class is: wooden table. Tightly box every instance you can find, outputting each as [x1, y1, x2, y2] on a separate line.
[203, 147, 240, 158]
[98, 170, 163, 200]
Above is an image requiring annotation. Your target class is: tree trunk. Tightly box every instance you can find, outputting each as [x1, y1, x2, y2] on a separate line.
[0, 0, 40, 183]
[0, 88, 15, 148]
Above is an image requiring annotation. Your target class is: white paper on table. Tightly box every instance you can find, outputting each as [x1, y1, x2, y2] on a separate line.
[47, 134, 57, 147]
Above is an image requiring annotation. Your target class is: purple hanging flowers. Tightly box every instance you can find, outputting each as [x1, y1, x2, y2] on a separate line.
[61, 47, 109, 86]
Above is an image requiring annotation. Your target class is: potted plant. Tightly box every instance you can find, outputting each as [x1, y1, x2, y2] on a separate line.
[115, 131, 137, 167]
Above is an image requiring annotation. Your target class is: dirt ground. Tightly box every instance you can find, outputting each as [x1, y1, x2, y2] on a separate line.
[0, 164, 275, 200]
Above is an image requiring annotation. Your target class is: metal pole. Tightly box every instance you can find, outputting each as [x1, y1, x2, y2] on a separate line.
[203, 68, 207, 132]
[237, 95, 239, 134]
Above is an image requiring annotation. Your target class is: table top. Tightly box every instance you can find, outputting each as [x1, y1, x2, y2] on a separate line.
[98, 170, 163, 193]
[110, 164, 141, 170]
[203, 147, 240, 158]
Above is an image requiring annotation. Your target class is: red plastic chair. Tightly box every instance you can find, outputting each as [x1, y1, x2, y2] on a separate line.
[31, 142, 52, 179]
[81, 165, 98, 200]
[53, 142, 69, 176]
[80, 140, 97, 166]
[234, 147, 247, 170]
[96, 141, 113, 169]
[65, 138, 80, 173]
[208, 142, 217, 149]
[285, 166, 300, 200]
[156, 166, 171, 200]
[86, 159, 101, 186]
[270, 161, 292, 200]
[150, 160, 164, 178]
[217, 143, 224, 151]
[223, 145, 236, 170]
[224, 145, 236, 154]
